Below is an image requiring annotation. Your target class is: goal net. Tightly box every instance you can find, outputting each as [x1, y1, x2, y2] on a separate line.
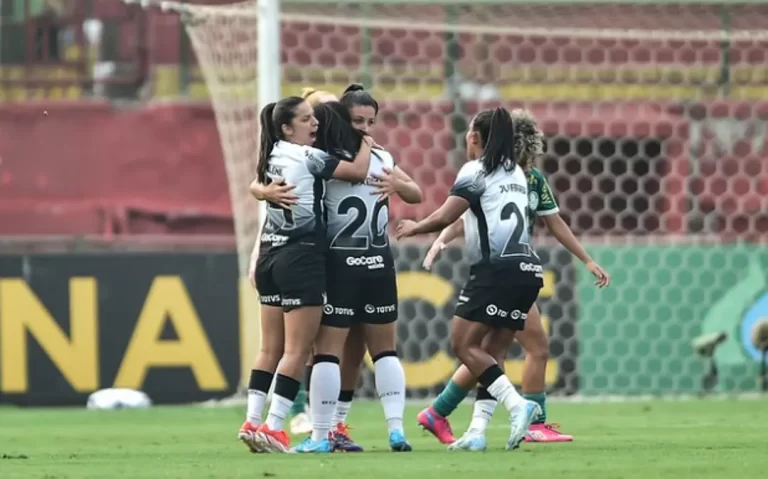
[133, 0, 768, 398]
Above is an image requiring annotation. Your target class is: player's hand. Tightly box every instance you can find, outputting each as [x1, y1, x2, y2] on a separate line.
[369, 167, 402, 201]
[396, 219, 418, 240]
[586, 260, 610, 288]
[253, 177, 298, 209]
[422, 240, 446, 270]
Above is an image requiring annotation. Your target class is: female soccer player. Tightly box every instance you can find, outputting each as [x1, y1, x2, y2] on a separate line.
[417, 109, 610, 450]
[323, 89, 422, 453]
[238, 96, 372, 454]
[396, 107, 544, 451]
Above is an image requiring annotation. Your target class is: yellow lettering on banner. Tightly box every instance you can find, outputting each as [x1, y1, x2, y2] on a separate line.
[540, 270, 556, 299]
[0, 278, 98, 393]
[114, 276, 227, 391]
[503, 359, 560, 386]
[364, 271, 457, 388]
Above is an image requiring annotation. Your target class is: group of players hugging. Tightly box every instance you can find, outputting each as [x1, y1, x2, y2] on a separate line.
[239, 85, 610, 454]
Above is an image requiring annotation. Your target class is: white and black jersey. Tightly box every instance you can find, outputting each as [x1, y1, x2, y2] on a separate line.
[259, 140, 340, 254]
[325, 149, 395, 276]
[450, 159, 543, 285]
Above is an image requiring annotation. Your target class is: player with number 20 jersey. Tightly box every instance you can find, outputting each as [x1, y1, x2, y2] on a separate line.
[323, 148, 398, 327]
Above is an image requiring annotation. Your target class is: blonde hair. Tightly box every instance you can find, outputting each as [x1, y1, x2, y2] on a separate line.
[509, 109, 544, 172]
[301, 88, 338, 106]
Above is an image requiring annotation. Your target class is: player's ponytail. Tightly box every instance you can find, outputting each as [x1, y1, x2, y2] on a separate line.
[257, 96, 306, 183]
[258, 102, 278, 184]
[474, 107, 516, 174]
[340, 83, 379, 115]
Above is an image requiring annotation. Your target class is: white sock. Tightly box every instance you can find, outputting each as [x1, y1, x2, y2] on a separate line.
[265, 394, 293, 431]
[310, 361, 341, 442]
[468, 399, 498, 432]
[486, 375, 525, 413]
[246, 389, 267, 425]
[332, 401, 352, 425]
[374, 355, 406, 433]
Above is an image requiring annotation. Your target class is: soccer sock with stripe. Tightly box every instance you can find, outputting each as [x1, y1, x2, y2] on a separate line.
[310, 355, 341, 442]
[373, 351, 406, 433]
[246, 369, 274, 426]
[265, 374, 300, 431]
[479, 364, 525, 413]
[524, 392, 547, 424]
[431, 379, 470, 417]
[290, 383, 308, 416]
[468, 387, 498, 432]
[332, 389, 354, 424]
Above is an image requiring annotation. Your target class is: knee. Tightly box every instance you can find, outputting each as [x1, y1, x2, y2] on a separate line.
[526, 344, 549, 363]
[258, 344, 284, 367]
[314, 326, 348, 357]
[450, 335, 470, 363]
[525, 332, 550, 362]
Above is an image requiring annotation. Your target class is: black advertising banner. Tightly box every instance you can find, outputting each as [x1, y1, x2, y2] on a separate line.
[0, 253, 240, 406]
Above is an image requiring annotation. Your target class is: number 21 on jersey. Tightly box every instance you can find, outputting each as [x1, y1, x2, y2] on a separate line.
[500, 201, 535, 257]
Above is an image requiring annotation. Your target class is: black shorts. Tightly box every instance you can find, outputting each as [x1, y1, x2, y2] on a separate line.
[322, 271, 398, 328]
[255, 244, 326, 312]
[454, 268, 541, 331]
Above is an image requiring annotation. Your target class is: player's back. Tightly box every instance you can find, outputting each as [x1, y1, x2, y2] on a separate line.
[324, 148, 395, 275]
[454, 159, 543, 284]
[260, 141, 331, 252]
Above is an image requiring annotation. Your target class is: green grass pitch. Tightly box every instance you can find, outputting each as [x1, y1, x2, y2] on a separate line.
[1, 399, 766, 478]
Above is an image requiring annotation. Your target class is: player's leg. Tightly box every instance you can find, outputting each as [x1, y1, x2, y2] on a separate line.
[238, 303, 284, 452]
[256, 249, 326, 453]
[362, 273, 411, 452]
[517, 304, 572, 442]
[239, 252, 283, 452]
[417, 364, 470, 443]
[449, 329, 513, 451]
[330, 325, 366, 452]
[289, 354, 313, 435]
[293, 276, 352, 453]
[451, 281, 541, 451]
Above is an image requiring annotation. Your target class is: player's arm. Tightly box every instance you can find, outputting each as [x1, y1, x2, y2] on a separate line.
[249, 177, 297, 209]
[332, 136, 374, 182]
[398, 196, 469, 238]
[437, 219, 464, 245]
[422, 219, 464, 270]
[390, 166, 423, 204]
[368, 161, 422, 204]
[541, 214, 609, 287]
[397, 163, 480, 239]
[534, 170, 609, 286]
[541, 214, 592, 265]
[247, 241, 259, 287]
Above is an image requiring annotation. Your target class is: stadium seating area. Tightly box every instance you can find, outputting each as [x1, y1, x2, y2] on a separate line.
[1, 2, 767, 238]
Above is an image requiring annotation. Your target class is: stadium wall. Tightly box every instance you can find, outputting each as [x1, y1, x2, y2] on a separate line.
[2, 101, 767, 237]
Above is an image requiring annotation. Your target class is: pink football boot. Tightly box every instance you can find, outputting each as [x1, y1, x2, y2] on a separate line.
[524, 423, 573, 442]
[417, 406, 456, 444]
